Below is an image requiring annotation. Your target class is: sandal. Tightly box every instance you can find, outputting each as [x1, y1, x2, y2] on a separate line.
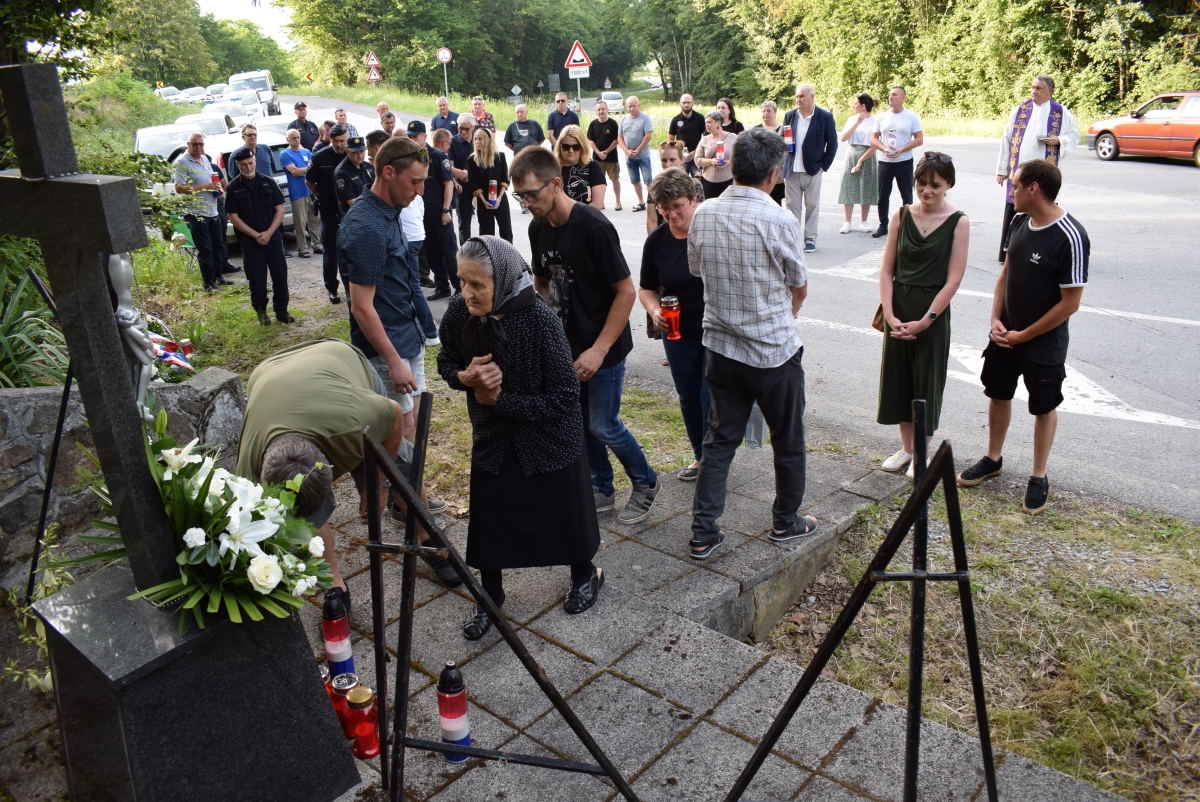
[632, 203, 647, 212]
[689, 532, 725, 560]
[614, 203, 623, 211]
[462, 604, 493, 640]
[768, 516, 818, 543]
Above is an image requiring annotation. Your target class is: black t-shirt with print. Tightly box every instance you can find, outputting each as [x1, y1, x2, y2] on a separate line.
[561, 162, 604, 204]
[587, 119, 620, 163]
[669, 111, 705, 152]
[1003, 211, 1090, 365]
[530, 203, 633, 369]
[640, 222, 705, 342]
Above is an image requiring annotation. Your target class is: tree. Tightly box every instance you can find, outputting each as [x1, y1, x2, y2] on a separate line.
[198, 15, 298, 85]
[0, 0, 117, 79]
[100, 0, 216, 88]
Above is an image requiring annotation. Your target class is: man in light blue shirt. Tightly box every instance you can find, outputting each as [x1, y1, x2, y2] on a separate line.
[280, 129, 319, 257]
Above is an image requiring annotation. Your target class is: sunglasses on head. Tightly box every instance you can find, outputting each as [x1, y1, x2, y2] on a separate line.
[560, 143, 582, 152]
[922, 151, 952, 163]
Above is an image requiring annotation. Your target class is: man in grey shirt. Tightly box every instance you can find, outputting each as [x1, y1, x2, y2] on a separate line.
[172, 132, 229, 292]
[503, 104, 545, 155]
[618, 96, 655, 211]
[685, 127, 817, 559]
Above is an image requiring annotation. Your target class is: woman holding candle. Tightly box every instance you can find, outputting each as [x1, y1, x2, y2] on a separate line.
[695, 111, 737, 199]
[554, 124, 606, 209]
[466, 128, 514, 243]
[755, 100, 786, 205]
[437, 236, 603, 640]
[638, 168, 709, 487]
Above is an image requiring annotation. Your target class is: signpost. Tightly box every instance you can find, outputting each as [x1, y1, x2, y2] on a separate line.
[437, 47, 452, 99]
[604, 77, 612, 90]
[365, 51, 381, 67]
[564, 40, 592, 107]
[367, 66, 382, 83]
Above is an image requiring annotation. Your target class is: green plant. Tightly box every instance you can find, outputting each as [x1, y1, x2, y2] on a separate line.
[0, 252, 69, 388]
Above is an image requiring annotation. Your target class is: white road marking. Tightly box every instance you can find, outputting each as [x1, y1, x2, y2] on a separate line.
[794, 316, 1200, 429]
[808, 250, 1200, 327]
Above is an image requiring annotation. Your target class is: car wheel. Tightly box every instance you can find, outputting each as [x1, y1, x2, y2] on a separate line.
[1095, 132, 1119, 161]
[1194, 142, 1200, 169]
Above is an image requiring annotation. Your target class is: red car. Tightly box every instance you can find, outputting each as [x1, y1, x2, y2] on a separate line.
[1086, 92, 1200, 167]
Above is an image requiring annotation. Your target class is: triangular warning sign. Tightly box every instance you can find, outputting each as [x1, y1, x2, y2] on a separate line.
[365, 51, 381, 67]
[564, 40, 592, 68]
[368, 65, 382, 82]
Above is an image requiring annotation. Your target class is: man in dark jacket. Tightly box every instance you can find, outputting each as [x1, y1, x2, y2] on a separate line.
[782, 83, 838, 253]
[286, 101, 321, 149]
[307, 124, 349, 303]
[225, 147, 293, 326]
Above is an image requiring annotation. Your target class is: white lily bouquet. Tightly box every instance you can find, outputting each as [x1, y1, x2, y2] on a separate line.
[82, 409, 332, 629]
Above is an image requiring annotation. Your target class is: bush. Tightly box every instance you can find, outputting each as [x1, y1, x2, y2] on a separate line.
[0, 238, 69, 388]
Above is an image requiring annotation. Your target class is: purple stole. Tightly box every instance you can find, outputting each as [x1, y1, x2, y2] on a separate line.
[1005, 99, 1063, 203]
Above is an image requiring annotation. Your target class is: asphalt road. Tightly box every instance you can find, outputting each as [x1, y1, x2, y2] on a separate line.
[280, 94, 1200, 522]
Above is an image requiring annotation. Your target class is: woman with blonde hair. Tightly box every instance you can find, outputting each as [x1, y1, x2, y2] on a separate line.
[554, 123, 606, 208]
[466, 127, 513, 242]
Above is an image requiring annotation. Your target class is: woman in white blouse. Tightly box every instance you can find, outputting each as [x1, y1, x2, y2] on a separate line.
[837, 93, 880, 233]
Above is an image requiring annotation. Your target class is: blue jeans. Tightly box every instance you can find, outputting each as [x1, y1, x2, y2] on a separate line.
[626, 155, 653, 186]
[579, 359, 657, 495]
[662, 339, 710, 462]
[406, 240, 437, 338]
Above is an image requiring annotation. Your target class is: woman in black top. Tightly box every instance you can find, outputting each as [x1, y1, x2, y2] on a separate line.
[466, 128, 513, 242]
[717, 98, 744, 135]
[637, 168, 709, 489]
[553, 124, 606, 208]
[437, 237, 603, 639]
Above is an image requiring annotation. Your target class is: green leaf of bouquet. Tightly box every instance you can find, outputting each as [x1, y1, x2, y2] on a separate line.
[237, 594, 264, 622]
[182, 586, 207, 609]
[268, 589, 305, 609]
[205, 541, 219, 567]
[256, 596, 288, 617]
[192, 605, 205, 630]
[224, 592, 242, 623]
[49, 548, 126, 569]
[89, 520, 120, 532]
[128, 578, 186, 601]
[207, 588, 222, 614]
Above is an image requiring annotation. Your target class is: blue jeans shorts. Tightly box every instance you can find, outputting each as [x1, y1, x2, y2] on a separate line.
[627, 155, 653, 186]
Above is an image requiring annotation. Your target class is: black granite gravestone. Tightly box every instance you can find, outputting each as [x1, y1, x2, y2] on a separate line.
[0, 64, 360, 801]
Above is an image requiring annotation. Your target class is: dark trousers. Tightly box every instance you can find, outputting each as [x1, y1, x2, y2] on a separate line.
[418, 242, 431, 283]
[215, 200, 233, 272]
[319, 208, 341, 294]
[424, 213, 460, 292]
[998, 201, 1016, 262]
[692, 348, 807, 541]
[185, 214, 224, 288]
[475, 196, 513, 243]
[877, 159, 914, 228]
[406, 240, 438, 339]
[239, 231, 289, 315]
[480, 563, 594, 607]
[662, 338, 710, 462]
[457, 203, 473, 246]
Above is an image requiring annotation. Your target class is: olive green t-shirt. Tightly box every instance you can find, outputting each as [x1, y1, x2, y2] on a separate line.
[235, 339, 396, 482]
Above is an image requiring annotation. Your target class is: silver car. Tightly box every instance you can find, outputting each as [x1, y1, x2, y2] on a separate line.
[225, 91, 264, 121]
[205, 102, 252, 130]
[134, 123, 203, 158]
[176, 113, 237, 137]
[206, 83, 230, 101]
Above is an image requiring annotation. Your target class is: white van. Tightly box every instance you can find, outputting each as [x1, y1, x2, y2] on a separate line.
[228, 70, 280, 116]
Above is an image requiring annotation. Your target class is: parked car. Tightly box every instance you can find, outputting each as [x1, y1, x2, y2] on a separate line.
[176, 113, 238, 136]
[180, 87, 208, 102]
[206, 83, 230, 101]
[154, 85, 181, 100]
[597, 91, 624, 112]
[229, 70, 281, 116]
[134, 123, 203, 158]
[1087, 92, 1200, 167]
[225, 90, 264, 120]
[205, 101, 253, 130]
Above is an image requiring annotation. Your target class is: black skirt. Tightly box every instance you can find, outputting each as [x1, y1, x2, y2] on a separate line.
[466, 443, 600, 570]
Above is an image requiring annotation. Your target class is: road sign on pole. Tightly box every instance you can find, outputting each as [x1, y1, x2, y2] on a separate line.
[564, 41, 592, 107]
[604, 77, 612, 89]
[368, 66, 382, 83]
[365, 51, 381, 67]
[436, 47, 452, 98]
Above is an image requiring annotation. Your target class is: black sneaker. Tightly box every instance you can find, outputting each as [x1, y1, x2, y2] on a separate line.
[957, 455, 1003, 487]
[564, 567, 604, 614]
[1023, 476, 1049, 515]
[419, 551, 463, 587]
[618, 478, 661, 525]
[871, 225, 888, 238]
[276, 311, 296, 323]
[328, 292, 342, 304]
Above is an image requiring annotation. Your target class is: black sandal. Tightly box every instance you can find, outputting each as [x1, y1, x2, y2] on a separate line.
[632, 203, 647, 212]
[768, 516, 818, 543]
[689, 532, 725, 560]
[462, 604, 493, 640]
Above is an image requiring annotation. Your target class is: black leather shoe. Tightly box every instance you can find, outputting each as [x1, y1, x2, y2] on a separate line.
[462, 604, 493, 640]
[276, 311, 296, 323]
[420, 277, 436, 289]
[223, 264, 242, 273]
[256, 309, 272, 326]
[871, 225, 888, 238]
[419, 551, 463, 588]
[427, 288, 451, 301]
[328, 292, 342, 304]
[217, 277, 235, 285]
[564, 567, 604, 614]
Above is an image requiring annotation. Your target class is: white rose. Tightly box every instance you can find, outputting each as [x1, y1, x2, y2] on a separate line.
[183, 527, 207, 548]
[246, 554, 283, 594]
[307, 536, 325, 558]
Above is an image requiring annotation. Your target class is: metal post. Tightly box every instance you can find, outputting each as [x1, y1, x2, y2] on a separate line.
[575, 77, 581, 109]
[443, 64, 449, 99]
[364, 434, 389, 789]
[24, 361, 72, 605]
[903, 399, 928, 801]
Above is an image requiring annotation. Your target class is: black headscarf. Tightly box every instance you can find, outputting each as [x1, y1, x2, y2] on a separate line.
[460, 236, 539, 363]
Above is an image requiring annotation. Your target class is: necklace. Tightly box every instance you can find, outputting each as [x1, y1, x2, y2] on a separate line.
[913, 202, 949, 236]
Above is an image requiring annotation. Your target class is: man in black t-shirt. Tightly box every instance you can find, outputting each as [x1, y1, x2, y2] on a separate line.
[958, 159, 1089, 515]
[587, 101, 622, 210]
[669, 93, 705, 176]
[511, 147, 661, 526]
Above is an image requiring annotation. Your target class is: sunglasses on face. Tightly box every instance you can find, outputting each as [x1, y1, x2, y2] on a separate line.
[515, 178, 554, 204]
[922, 151, 952, 163]
[556, 100, 566, 104]
[560, 143, 582, 152]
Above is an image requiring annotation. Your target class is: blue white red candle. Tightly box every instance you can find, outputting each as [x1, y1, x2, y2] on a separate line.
[321, 593, 355, 678]
[437, 662, 470, 763]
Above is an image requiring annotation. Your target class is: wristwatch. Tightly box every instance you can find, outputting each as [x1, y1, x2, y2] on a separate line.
[927, 311, 938, 321]
[442, 207, 451, 213]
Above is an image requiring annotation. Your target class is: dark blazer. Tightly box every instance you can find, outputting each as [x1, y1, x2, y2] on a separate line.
[781, 107, 838, 178]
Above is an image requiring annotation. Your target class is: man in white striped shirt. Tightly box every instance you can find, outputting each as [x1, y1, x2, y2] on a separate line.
[958, 159, 1090, 516]
[685, 127, 818, 560]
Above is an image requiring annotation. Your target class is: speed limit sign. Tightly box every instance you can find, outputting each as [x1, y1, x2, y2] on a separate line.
[437, 47, 452, 64]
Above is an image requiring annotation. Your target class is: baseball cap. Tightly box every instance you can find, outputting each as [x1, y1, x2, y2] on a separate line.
[346, 136, 366, 152]
[293, 100, 307, 109]
[329, 124, 348, 138]
[231, 146, 255, 162]
[406, 120, 427, 135]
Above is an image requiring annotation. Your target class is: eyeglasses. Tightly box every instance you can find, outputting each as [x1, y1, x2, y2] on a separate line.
[922, 151, 952, 163]
[556, 99, 567, 104]
[560, 143, 582, 152]
[514, 178, 554, 204]
[661, 199, 692, 216]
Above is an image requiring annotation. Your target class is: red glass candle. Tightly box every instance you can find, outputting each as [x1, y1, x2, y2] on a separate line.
[716, 143, 726, 168]
[346, 686, 380, 759]
[320, 664, 333, 703]
[331, 673, 359, 739]
[783, 127, 794, 152]
[660, 296, 681, 341]
[488, 180, 498, 206]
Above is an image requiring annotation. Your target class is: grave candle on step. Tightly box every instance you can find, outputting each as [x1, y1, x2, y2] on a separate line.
[346, 686, 380, 759]
[331, 673, 359, 739]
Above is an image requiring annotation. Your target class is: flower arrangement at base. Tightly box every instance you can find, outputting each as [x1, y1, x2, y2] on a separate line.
[82, 409, 332, 630]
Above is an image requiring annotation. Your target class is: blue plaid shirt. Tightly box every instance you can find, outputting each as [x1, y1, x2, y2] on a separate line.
[337, 190, 424, 360]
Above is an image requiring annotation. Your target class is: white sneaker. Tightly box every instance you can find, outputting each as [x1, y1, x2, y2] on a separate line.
[859, 222, 873, 233]
[839, 222, 852, 234]
[906, 457, 927, 480]
[881, 449, 912, 472]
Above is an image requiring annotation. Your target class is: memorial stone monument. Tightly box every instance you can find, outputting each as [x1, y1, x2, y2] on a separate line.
[0, 64, 360, 801]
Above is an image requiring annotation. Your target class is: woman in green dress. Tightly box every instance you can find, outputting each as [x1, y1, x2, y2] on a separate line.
[877, 152, 969, 478]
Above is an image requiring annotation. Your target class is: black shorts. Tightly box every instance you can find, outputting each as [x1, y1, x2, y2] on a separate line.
[980, 342, 1066, 416]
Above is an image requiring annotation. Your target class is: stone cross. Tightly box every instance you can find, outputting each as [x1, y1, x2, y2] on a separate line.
[0, 64, 178, 589]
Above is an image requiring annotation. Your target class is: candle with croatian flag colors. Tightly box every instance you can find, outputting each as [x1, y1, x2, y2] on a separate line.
[322, 592, 355, 679]
[488, 180, 498, 206]
[437, 661, 470, 763]
[716, 142, 725, 168]
[783, 127, 794, 152]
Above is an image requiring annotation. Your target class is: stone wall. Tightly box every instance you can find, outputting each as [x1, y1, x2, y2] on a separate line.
[0, 368, 245, 590]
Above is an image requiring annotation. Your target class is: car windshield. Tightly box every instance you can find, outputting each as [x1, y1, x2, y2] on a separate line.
[188, 118, 227, 136]
[208, 85, 228, 94]
[159, 87, 180, 97]
[231, 76, 271, 93]
[209, 103, 244, 117]
[255, 119, 291, 137]
[137, 133, 189, 157]
[184, 88, 206, 98]
[229, 92, 259, 105]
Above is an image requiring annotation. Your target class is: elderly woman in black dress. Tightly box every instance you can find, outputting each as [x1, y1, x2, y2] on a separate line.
[437, 236, 603, 640]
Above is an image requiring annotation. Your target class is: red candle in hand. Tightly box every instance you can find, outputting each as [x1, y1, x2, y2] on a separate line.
[661, 296, 681, 341]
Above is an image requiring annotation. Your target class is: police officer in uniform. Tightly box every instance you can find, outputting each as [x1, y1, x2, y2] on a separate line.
[334, 136, 375, 217]
[287, 101, 321, 150]
[307, 124, 350, 304]
[224, 147, 293, 326]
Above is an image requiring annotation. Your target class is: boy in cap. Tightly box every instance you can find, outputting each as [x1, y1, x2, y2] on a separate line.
[224, 147, 293, 326]
[334, 135, 376, 216]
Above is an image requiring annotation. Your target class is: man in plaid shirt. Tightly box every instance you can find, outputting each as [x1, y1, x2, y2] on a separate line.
[686, 127, 819, 560]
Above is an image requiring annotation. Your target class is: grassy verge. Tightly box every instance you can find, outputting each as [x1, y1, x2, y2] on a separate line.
[764, 480, 1200, 800]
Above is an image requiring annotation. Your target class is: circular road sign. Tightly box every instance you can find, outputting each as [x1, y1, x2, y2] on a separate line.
[437, 47, 452, 64]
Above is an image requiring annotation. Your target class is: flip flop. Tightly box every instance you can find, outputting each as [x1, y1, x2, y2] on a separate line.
[614, 203, 623, 211]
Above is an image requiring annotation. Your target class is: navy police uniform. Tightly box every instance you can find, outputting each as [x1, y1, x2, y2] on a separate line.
[225, 160, 290, 318]
[309, 138, 348, 297]
[334, 151, 375, 217]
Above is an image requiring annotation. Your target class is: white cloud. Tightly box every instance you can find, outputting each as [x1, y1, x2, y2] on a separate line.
[196, 0, 293, 49]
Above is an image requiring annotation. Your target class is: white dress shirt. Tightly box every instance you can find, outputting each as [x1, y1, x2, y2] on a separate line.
[791, 110, 814, 173]
[996, 99, 1079, 176]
